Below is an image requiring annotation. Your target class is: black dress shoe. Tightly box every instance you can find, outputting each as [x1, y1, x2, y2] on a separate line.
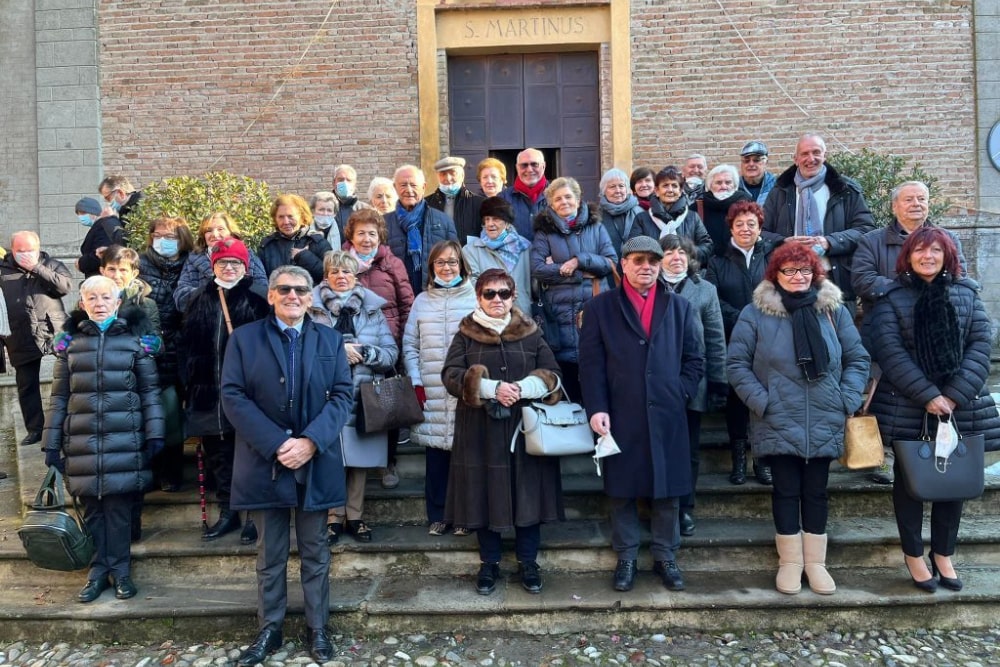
[202, 508, 240, 540]
[20, 431, 42, 447]
[240, 518, 257, 545]
[327, 522, 343, 546]
[114, 576, 138, 600]
[653, 560, 686, 591]
[78, 577, 110, 603]
[519, 560, 543, 594]
[930, 552, 963, 591]
[306, 627, 334, 663]
[680, 512, 695, 537]
[346, 519, 373, 543]
[236, 628, 283, 667]
[613, 559, 637, 591]
[476, 562, 500, 595]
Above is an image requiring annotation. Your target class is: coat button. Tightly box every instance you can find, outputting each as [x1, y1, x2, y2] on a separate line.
[285, 429, 293, 435]
[639, 340, 646, 346]
[279, 377, 285, 383]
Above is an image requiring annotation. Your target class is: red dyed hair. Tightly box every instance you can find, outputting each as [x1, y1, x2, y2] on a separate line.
[894, 226, 962, 278]
[764, 242, 828, 284]
[726, 200, 764, 228]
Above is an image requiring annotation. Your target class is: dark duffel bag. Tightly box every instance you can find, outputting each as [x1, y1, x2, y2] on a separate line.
[17, 466, 95, 571]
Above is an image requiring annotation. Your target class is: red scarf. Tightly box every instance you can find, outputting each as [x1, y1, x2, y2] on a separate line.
[514, 176, 548, 204]
[622, 279, 657, 337]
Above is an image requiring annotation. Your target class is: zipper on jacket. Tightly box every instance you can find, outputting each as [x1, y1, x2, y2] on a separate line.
[96, 331, 105, 500]
[804, 381, 811, 463]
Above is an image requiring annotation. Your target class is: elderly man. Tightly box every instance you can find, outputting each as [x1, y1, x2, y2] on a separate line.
[331, 164, 370, 237]
[762, 133, 875, 311]
[579, 236, 704, 593]
[425, 155, 485, 243]
[222, 265, 353, 666]
[738, 141, 776, 205]
[384, 164, 457, 293]
[681, 153, 708, 201]
[500, 147, 549, 240]
[851, 180, 967, 484]
[0, 231, 72, 446]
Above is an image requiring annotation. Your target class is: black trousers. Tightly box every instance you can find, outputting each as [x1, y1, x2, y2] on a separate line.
[202, 432, 235, 505]
[681, 410, 702, 513]
[477, 524, 541, 563]
[80, 493, 134, 582]
[425, 446, 450, 524]
[14, 358, 45, 432]
[725, 388, 749, 443]
[557, 360, 581, 403]
[769, 455, 832, 535]
[892, 458, 963, 557]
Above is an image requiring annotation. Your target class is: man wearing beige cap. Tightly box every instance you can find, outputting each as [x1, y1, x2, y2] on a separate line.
[426, 156, 484, 243]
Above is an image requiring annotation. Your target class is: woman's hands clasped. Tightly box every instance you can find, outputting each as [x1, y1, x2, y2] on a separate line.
[494, 381, 522, 408]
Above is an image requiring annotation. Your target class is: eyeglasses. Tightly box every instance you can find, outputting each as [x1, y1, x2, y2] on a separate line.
[433, 259, 460, 268]
[215, 259, 243, 268]
[517, 161, 541, 169]
[481, 288, 513, 301]
[779, 267, 814, 277]
[273, 285, 311, 296]
[152, 233, 179, 240]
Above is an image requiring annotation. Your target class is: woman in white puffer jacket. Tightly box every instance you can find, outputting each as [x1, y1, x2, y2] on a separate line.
[403, 240, 478, 536]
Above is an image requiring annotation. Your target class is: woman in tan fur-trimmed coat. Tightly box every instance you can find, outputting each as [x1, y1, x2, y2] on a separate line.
[442, 268, 563, 596]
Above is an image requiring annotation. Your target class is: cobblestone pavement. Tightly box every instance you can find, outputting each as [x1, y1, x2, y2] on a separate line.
[2, 627, 998, 667]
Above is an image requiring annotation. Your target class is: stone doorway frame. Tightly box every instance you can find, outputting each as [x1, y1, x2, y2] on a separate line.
[416, 0, 631, 180]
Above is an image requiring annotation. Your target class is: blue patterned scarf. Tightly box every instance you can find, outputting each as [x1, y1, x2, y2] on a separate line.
[396, 199, 428, 268]
[481, 227, 531, 273]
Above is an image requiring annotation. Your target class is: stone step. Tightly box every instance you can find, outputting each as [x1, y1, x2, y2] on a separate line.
[1, 566, 999, 644]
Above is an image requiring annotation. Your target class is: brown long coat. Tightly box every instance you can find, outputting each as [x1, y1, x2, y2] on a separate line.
[442, 309, 564, 532]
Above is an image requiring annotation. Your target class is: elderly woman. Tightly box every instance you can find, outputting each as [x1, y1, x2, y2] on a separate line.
[403, 241, 478, 536]
[531, 176, 617, 402]
[629, 167, 656, 210]
[180, 238, 269, 543]
[701, 164, 752, 257]
[331, 164, 371, 235]
[867, 228, 1000, 592]
[706, 201, 777, 486]
[173, 212, 269, 312]
[727, 244, 869, 596]
[462, 197, 532, 315]
[308, 191, 343, 247]
[43, 275, 164, 603]
[443, 268, 563, 595]
[367, 177, 398, 215]
[659, 234, 727, 538]
[598, 168, 647, 261]
[636, 166, 713, 265]
[138, 216, 194, 492]
[258, 194, 333, 284]
[310, 251, 398, 544]
[477, 158, 507, 198]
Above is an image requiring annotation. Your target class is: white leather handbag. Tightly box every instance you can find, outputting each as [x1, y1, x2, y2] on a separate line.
[510, 377, 594, 456]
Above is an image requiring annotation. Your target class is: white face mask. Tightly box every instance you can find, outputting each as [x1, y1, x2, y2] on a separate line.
[214, 277, 241, 290]
[14, 251, 40, 268]
[685, 177, 703, 190]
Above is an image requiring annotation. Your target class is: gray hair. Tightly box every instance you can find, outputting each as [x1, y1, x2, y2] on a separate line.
[685, 153, 708, 167]
[10, 230, 40, 249]
[393, 164, 425, 186]
[891, 180, 929, 203]
[333, 164, 357, 182]
[323, 250, 360, 276]
[310, 191, 337, 210]
[706, 164, 740, 189]
[367, 176, 394, 200]
[79, 275, 120, 299]
[544, 176, 582, 204]
[797, 133, 827, 153]
[599, 168, 630, 194]
[268, 265, 314, 291]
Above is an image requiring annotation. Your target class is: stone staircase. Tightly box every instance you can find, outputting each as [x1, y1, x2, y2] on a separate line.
[2, 413, 1000, 644]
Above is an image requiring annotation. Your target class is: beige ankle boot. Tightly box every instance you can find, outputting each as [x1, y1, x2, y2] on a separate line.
[775, 532, 803, 594]
[802, 532, 836, 594]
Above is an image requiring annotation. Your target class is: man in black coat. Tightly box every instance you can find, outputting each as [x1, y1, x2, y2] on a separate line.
[0, 231, 72, 446]
[425, 155, 485, 244]
[762, 133, 875, 311]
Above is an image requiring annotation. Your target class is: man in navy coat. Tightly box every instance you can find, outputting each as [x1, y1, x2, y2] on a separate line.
[222, 265, 353, 666]
[579, 236, 704, 593]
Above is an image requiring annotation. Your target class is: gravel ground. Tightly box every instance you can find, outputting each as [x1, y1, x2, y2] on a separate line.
[2, 627, 999, 667]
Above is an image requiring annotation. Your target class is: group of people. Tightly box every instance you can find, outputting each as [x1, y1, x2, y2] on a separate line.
[3, 132, 998, 666]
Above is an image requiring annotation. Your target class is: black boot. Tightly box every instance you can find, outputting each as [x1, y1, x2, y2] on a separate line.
[203, 507, 240, 540]
[729, 440, 748, 485]
[753, 458, 773, 485]
[240, 516, 257, 545]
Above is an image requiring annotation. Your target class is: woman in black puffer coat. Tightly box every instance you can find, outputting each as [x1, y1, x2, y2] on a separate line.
[258, 194, 333, 284]
[180, 239, 269, 543]
[42, 277, 165, 603]
[868, 227, 1000, 593]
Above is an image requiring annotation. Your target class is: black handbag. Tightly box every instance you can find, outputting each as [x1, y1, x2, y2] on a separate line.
[17, 466, 95, 571]
[892, 414, 985, 502]
[357, 373, 425, 435]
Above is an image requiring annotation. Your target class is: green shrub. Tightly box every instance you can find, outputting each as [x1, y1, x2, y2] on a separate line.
[826, 148, 951, 228]
[127, 172, 274, 250]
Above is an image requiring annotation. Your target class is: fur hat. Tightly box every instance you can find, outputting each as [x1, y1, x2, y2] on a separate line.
[479, 196, 514, 225]
[210, 238, 250, 269]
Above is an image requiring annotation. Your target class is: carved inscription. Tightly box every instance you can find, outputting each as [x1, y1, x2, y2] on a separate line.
[463, 16, 586, 40]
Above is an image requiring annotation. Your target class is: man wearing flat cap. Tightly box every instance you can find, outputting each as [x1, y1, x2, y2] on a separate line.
[738, 141, 776, 206]
[579, 236, 704, 594]
[426, 155, 485, 244]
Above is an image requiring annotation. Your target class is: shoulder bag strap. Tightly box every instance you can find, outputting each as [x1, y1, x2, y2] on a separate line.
[217, 287, 234, 334]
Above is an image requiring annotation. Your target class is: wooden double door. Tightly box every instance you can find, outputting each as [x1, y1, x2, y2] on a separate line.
[448, 52, 600, 201]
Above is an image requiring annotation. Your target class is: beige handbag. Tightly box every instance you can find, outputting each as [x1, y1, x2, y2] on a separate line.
[841, 377, 885, 469]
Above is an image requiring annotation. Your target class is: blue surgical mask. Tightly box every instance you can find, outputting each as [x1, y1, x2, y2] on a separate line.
[314, 215, 335, 230]
[152, 237, 179, 257]
[434, 275, 463, 288]
[79, 214, 94, 227]
[335, 182, 353, 199]
[439, 183, 461, 198]
[355, 249, 377, 262]
[93, 311, 118, 332]
[110, 198, 122, 213]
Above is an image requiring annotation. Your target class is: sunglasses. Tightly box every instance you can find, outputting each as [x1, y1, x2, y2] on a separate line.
[273, 285, 311, 296]
[481, 288, 513, 301]
[517, 161, 541, 169]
